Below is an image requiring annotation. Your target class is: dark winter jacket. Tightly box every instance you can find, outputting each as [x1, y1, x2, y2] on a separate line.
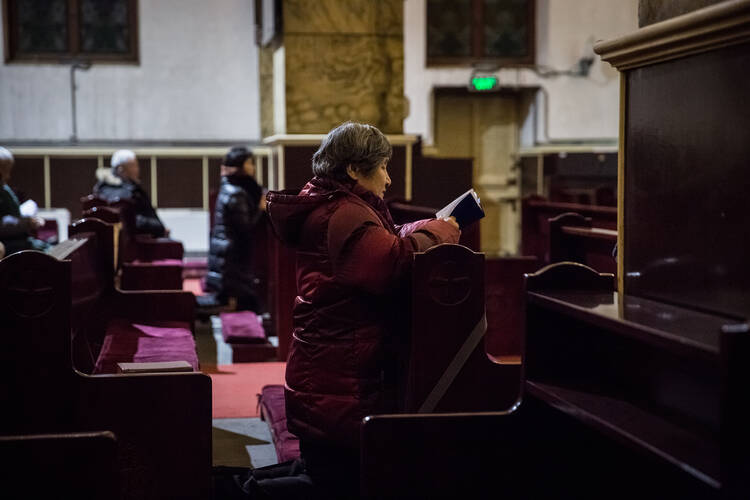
[266, 176, 460, 449]
[206, 174, 263, 301]
[0, 184, 35, 255]
[93, 168, 166, 238]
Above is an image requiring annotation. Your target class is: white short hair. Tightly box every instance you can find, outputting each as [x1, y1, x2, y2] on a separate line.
[0, 147, 13, 162]
[111, 149, 137, 169]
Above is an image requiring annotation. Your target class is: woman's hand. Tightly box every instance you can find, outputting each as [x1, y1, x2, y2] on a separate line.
[441, 216, 459, 230]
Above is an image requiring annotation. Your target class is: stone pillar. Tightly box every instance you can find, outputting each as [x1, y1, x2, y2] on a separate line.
[261, 0, 405, 136]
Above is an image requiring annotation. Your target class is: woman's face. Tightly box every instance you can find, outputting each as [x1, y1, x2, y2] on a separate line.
[353, 160, 391, 199]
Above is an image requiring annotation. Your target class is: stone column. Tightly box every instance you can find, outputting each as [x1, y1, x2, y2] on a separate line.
[262, 0, 406, 136]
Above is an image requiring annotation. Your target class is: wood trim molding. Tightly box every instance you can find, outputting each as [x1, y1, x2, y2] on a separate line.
[616, 73, 625, 297]
[263, 134, 419, 146]
[594, 0, 750, 70]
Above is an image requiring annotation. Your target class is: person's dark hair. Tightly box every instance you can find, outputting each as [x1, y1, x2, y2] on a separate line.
[312, 122, 392, 182]
[224, 146, 253, 168]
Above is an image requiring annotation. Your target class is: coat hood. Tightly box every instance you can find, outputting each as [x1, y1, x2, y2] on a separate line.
[266, 176, 394, 248]
[95, 167, 122, 186]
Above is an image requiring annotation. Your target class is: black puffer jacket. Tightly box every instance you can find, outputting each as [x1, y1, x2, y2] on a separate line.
[206, 174, 263, 301]
[93, 168, 166, 238]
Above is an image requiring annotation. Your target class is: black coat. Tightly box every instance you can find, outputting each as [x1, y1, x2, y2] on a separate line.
[0, 184, 34, 254]
[93, 169, 166, 238]
[206, 174, 263, 300]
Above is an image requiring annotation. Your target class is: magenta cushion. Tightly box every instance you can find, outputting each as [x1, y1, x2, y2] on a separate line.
[260, 385, 300, 462]
[94, 318, 199, 374]
[220, 311, 266, 344]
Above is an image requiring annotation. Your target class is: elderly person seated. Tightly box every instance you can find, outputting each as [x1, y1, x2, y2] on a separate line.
[223, 122, 460, 499]
[94, 149, 168, 238]
[0, 147, 48, 256]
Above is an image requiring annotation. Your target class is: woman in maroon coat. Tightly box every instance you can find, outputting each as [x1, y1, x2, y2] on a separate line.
[266, 122, 460, 498]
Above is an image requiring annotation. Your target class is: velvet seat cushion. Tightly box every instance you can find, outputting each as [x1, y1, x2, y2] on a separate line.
[93, 318, 199, 374]
[259, 385, 301, 462]
[220, 311, 266, 344]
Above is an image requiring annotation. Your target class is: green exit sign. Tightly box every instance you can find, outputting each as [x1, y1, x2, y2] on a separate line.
[470, 75, 499, 91]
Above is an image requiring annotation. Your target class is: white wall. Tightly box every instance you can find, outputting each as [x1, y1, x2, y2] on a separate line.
[404, 0, 638, 145]
[0, 0, 260, 142]
[157, 208, 209, 253]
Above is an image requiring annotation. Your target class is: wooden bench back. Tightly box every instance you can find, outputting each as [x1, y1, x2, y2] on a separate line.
[522, 195, 617, 263]
[0, 232, 211, 499]
[0, 243, 87, 432]
[548, 212, 617, 274]
[405, 243, 519, 413]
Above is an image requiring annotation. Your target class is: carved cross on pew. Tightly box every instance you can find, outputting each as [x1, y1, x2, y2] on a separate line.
[4, 267, 55, 318]
[428, 260, 472, 306]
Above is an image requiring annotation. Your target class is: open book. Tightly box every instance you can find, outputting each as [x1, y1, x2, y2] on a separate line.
[436, 188, 485, 229]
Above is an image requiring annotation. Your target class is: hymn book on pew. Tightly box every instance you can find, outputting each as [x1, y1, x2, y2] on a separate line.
[436, 188, 485, 229]
[117, 361, 194, 373]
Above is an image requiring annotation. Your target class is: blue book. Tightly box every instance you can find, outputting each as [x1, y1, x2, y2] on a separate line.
[435, 188, 485, 229]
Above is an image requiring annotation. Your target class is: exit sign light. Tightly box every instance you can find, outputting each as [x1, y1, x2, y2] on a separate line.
[470, 75, 499, 91]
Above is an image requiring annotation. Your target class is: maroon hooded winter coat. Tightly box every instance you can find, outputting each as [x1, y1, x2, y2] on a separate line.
[266, 176, 460, 449]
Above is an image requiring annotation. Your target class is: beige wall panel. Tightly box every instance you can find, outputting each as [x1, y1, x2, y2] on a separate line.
[433, 93, 521, 254]
[285, 34, 404, 134]
[433, 96, 474, 158]
[284, 0, 402, 35]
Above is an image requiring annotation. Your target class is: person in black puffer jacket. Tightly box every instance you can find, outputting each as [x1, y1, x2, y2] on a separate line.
[205, 146, 265, 312]
[93, 149, 167, 238]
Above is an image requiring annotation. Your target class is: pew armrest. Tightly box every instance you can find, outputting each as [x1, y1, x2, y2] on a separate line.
[78, 372, 211, 500]
[112, 289, 195, 324]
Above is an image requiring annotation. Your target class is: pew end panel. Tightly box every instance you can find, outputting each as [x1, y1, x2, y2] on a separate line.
[0, 249, 80, 433]
[0, 431, 119, 500]
[407, 244, 519, 414]
[76, 371, 213, 500]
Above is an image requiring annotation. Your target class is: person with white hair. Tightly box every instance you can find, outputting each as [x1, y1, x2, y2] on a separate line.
[0, 147, 48, 256]
[93, 149, 167, 237]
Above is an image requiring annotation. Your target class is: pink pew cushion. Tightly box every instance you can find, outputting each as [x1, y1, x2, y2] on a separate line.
[220, 311, 266, 344]
[93, 318, 198, 374]
[259, 385, 300, 462]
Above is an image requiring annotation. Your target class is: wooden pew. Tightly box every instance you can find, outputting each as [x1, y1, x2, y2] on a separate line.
[548, 212, 617, 274]
[0, 239, 212, 500]
[361, 263, 736, 499]
[0, 431, 118, 499]
[522, 195, 616, 264]
[66, 218, 198, 374]
[404, 244, 521, 413]
[80, 199, 183, 291]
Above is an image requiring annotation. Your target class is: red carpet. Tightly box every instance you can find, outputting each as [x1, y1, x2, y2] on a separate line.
[183, 277, 203, 296]
[206, 362, 286, 418]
